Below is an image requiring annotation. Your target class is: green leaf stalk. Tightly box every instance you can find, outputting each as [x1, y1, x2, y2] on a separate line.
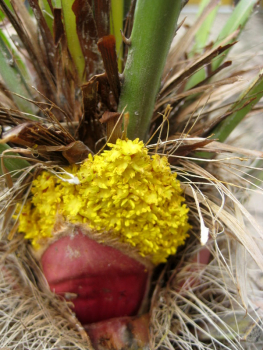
[118, 0, 183, 141]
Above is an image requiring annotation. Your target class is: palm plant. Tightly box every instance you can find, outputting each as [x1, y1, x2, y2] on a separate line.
[0, 0, 263, 349]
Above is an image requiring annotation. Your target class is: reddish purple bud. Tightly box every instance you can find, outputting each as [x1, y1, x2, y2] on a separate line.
[41, 231, 150, 324]
[85, 314, 150, 350]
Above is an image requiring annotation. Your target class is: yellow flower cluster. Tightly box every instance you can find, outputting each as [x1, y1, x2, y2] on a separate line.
[18, 139, 190, 264]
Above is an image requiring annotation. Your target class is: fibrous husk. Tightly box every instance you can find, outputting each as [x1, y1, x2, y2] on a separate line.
[0, 239, 92, 349]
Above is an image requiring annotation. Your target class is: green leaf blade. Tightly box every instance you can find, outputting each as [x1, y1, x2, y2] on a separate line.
[212, 0, 258, 71]
[0, 34, 36, 116]
[0, 143, 30, 175]
[212, 70, 263, 142]
[186, 0, 258, 90]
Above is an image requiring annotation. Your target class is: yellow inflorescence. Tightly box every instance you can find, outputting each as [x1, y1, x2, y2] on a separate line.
[18, 139, 190, 264]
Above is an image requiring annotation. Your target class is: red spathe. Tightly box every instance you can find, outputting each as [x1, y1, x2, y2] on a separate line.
[41, 231, 149, 324]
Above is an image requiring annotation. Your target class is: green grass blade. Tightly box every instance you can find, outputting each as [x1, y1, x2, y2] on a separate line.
[0, 34, 36, 115]
[0, 143, 30, 175]
[118, 0, 183, 141]
[212, 70, 263, 142]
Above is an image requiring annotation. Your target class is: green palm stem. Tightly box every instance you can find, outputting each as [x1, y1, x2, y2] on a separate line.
[61, 0, 85, 82]
[62, 0, 124, 80]
[118, 0, 183, 141]
[110, 0, 124, 72]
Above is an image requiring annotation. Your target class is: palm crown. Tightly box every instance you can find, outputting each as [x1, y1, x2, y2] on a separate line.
[0, 0, 263, 349]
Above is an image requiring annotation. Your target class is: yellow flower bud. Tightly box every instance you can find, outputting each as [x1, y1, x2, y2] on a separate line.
[18, 139, 190, 264]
